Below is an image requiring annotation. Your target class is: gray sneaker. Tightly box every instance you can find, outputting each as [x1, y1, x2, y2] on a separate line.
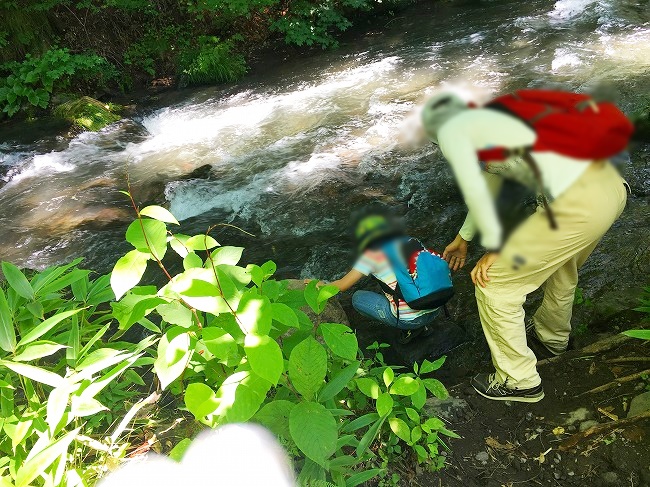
[471, 373, 545, 403]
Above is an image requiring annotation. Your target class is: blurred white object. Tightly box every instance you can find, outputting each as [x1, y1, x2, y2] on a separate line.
[98, 424, 295, 487]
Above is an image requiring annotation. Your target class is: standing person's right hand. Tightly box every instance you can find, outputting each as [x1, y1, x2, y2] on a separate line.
[443, 234, 469, 271]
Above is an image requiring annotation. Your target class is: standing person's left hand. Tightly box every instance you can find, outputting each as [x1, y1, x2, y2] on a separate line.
[471, 252, 499, 288]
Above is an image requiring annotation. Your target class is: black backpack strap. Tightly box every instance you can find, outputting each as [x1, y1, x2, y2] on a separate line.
[371, 276, 402, 326]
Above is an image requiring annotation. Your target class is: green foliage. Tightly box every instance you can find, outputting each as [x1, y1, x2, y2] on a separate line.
[0, 48, 115, 117]
[574, 287, 592, 307]
[53, 96, 121, 131]
[179, 37, 247, 87]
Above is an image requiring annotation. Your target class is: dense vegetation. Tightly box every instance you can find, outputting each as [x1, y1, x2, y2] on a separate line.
[0, 0, 410, 119]
[0, 197, 456, 487]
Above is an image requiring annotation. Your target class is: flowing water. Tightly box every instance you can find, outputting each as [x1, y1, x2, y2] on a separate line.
[1, 0, 649, 325]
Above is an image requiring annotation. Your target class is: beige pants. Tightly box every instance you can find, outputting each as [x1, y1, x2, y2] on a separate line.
[475, 162, 627, 388]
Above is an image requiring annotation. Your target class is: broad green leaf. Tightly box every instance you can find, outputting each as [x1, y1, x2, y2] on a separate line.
[110, 250, 149, 300]
[271, 303, 299, 328]
[184, 383, 219, 419]
[0, 360, 63, 387]
[261, 260, 276, 278]
[210, 246, 244, 266]
[342, 413, 379, 433]
[414, 444, 428, 460]
[15, 428, 79, 487]
[423, 417, 444, 431]
[1, 262, 34, 300]
[201, 327, 237, 360]
[17, 308, 83, 347]
[174, 278, 229, 315]
[170, 234, 191, 258]
[411, 425, 423, 444]
[26, 301, 44, 319]
[419, 356, 446, 375]
[406, 407, 420, 422]
[253, 400, 295, 439]
[111, 292, 165, 331]
[183, 252, 203, 270]
[316, 285, 339, 313]
[422, 378, 448, 399]
[244, 334, 283, 385]
[389, 376, 419, 396]
[0, 289, 16, 353]
[304, 280, 319, 314]
[319, 323, 358, 361]
[156, 301, 193, 327]
[288, 336, 327, 400]
[216, 264, 251, 290]
[72, 348, 132, 380]
[247, 264, 264, 286]
[289, 401, 337, 467]
[185, 234, 219, 251]
[214, 370, 271, 423]
[355, 377, 380, 399]
[46, 387, 69, 434]
[9, 419, 33, 453]
[237, 292, 272, 335]
[356, 416, 385, 457]
[169, 438, 192, 462]
[623, 330, 650, 340]
[37, 269, 88, 296]
[376, 392, 393, 417]
[411, 379, 426, 409]
[71, 395, 107, 417]
[389, 417, 411, 443]
[383, 367, 394, 388]
[125, 219, 168, 260]
[154, 327, 193, 390]
[345, 468, 383, 487]
[140, 205, 179, 225]
[318, 360, 360, 403]
[13, 342, 67, 361]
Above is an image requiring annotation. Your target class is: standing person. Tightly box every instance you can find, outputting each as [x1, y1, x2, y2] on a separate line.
[309, 214, 454, 344]
[421, 90, 631, 402]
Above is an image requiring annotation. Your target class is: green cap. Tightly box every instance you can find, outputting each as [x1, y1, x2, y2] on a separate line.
[355, 215, 393, 252]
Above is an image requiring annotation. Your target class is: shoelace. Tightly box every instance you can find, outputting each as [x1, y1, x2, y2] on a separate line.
[485, 374, 510, 394]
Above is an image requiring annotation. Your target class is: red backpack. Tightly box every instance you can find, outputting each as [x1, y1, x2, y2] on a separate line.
[475, 90, 634, 228]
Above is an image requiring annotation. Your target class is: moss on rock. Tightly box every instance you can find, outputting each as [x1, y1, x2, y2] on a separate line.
[53, 96, 122, 132]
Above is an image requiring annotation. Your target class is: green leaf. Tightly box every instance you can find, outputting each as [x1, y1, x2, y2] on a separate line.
[423, 417, 444, 432]
[156, 301, 193, 327]
[356, 416, 385, 457]
[0, 360, 63, 387]
[342, 412, 380, 433]
[0, 289, 16, 353]
[414, 444, 428, 460]
[376, 392, 393, 417]
[183, 253, 203, 270]
[411, 425, 423, 444]
[247, 264, 265, 286]
[201, 327, 237, 360]
[422, 378, 448, 399]
[13, 341, 67, 361]
[389, 376, 419, 396]
[111, 292, 165, 331]
[169, 438, 192, 462]
[355, 377, 380, 399]
[318, 360, 360, 403]
[304, 280, 319, 314]
[140, 205, 179, 225]
[289, 401, 337, 467]
[271, 303, 299, 328]
[288, 336, 327, 400]
[411, 379, 426, 409]
[70, 395, 107, 417]
[15, 428, 79, 487]
[419, 356, 446, 374]
[622, 329, 650, 340]
[405, 407, 420, 422]
[17, 308, 83, 347]
[214, 371, 271, 423]
[253, 400, 295, 439]
[244, 334, 283, 385]
[46, 387, 69, 434]
[174, 278, 229, 315]
[237, 292, 272, 335]
[261, 261, 276, 278]
[346, 468, 383, 487]
[439, 427, 461, 439]
[389, 417, 411, 443]
[185, 234, 219, 251]
[154, 327, 193, 390]
[110, 250, 149, 300]
[1, 262, 34, 300]
[383, 367, 394, 387]
[317, 284, 339, 313]
[125, 219, 167, 260]
[184, 383, 219, 419]
[319, 323, 358, 361]
[210, 246, 244, 266]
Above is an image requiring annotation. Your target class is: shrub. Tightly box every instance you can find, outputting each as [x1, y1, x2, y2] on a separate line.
[0, 48, 116, 117]
[178, 37, 248, 87]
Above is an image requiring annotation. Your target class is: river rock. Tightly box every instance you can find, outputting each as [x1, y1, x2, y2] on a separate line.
[285, 279, 349, 326]
[475, 451, 489, 464]
[54, 96, 121, 132]
[628, 391, 650, 418]
[424, 396, 470, 422]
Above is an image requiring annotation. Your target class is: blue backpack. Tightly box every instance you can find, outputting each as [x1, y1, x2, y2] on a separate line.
[378, 237, 454, 313]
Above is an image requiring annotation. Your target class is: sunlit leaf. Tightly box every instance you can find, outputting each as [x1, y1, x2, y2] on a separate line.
[271, 303, 299, 328]
[125, 219, 168, 260]
[13, 342, 67, 362]
[237, 292, 272, 335]
[419, 356, 446, 375]
[210, 246, 243, 266]
[214, 370, 271, 423]
[184, 383, 219, 419]
[289, 401, 337, 467]
[15, 428, 79, 487]
[0, 360, 63, 387]
[244, 334, 283, 385]
[389, 376, 419, 396]
[376, 392, 393, 417]
[0, 289, 16, 353]
[154, 327, 193, 390]
[110, 250, 149, 300]
[140, 205, 179, 225]
[288, 336, 327, 400]
[389, 417, 411, 443]
[355, 377, 380, 399]
[422, 378, 448, 399]
[201, 327, 237, 360]
[1, 261, 34, 300]
[319, 323, 358, 361]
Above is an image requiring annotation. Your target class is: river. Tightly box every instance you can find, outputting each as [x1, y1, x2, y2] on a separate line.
[0, 0, 648, 327]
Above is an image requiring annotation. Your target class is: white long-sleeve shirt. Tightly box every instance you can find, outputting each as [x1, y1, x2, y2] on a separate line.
[437, 109, 590, 250]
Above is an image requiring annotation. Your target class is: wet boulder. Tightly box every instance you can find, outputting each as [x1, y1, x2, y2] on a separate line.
[53, 96, 121, 132]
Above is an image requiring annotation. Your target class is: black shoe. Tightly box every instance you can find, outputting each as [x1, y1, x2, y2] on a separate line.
[471, 373, 544, 403]
[398, 326, 432, 345]
[526, 332, 557, 360]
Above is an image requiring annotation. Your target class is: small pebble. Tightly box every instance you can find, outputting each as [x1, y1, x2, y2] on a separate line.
[555, 453, 562, 462]
[440, 450, 447, 457]
[554, 471, 562, 480]
[568, 471, 575, 477]
[475, 451, 489, 463]
[567, 425, 576, 433]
